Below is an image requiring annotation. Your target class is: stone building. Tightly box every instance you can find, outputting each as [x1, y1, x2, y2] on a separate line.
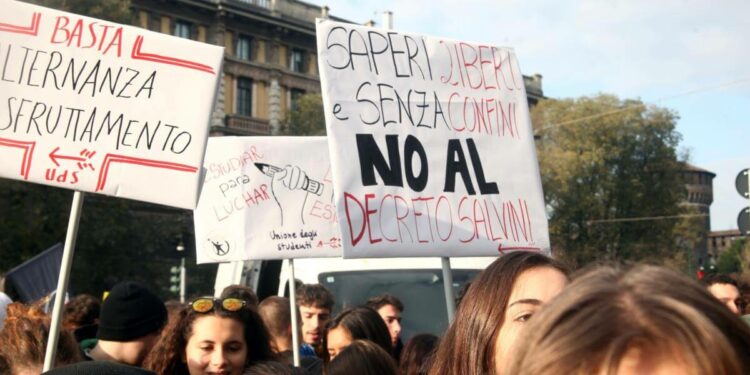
[128, 0, 546, 136]
[679, 163, 716, 265]
[708, 229, 743, 258]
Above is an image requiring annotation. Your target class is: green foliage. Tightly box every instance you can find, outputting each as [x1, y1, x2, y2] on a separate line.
[24, 0, 132, 23]
[0, 180, 217, 300]
[281, 93, 326, 136]
[533, 94, 693, 267]
[718, 237, 748, 275]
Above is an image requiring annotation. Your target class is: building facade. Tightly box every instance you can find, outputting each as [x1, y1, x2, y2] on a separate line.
[679, 163, 716, 265]
[129, 0, 545, 137]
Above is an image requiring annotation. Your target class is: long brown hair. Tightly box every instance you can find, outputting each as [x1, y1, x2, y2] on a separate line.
[324, 306, 392, 363]
[0, 303, 81, 371]
[143, 302, 276, 374]
[506, 265, 750, 374]
[399, 333, 438, 375]
[428, 251, 569, 375]
[328, 340, 399, 375]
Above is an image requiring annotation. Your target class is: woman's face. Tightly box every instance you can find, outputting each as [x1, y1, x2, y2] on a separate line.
[494, 266, 568, 373]
[185, 315, 247, 375]
[327, 326, 353, 361]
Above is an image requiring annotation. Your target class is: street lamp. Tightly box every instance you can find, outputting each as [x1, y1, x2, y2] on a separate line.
[172, 240, 186, 303]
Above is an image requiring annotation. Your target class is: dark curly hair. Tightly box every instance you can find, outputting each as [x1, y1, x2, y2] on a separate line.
[143, 301, 276, 374]
[62, 294, 100, 330]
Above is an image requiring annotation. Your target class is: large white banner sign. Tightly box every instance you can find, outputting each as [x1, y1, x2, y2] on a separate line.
[0, 1, 223, 209]
[194, 137, 342, 263]
[316, 19, 550, 258]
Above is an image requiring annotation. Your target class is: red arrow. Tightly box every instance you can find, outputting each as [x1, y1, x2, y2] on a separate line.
[49, 147, 86, 167]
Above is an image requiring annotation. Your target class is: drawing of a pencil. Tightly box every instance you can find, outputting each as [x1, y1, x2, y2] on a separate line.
[254, 162, 323, 196]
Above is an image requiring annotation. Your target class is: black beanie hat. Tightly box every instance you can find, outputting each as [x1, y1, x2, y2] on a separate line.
[97, 281, 167, 342]
[43, 361, 156, 375]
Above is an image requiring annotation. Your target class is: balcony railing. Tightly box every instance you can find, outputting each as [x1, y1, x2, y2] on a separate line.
[225, 114, 271, 135]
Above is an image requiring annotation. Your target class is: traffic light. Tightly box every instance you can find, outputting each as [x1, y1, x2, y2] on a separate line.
[170, 265, 180, 294]
[737, 169, 749, 235]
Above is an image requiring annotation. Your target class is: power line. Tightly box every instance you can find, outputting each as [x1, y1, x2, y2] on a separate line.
[536, 77, 750, 132]
[586, 213, 709, 226]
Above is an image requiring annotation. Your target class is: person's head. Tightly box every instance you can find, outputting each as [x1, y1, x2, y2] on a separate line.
[42, 361, 156, 375]
[220, 285, 260, 308]
[327, 340, 399, 375]
[507, 265, 750, 375]
[95, 281, 167, 366]
[258, 296, 293, 352]
[242, 360, 297, 375]
[701, 273, 741, 315]
[365, 294, 404, 348]
[326, 306, 392, 361]
[0, 302, 81, 374]
[429, 251, 569, 375]
[400, 333, 439, 375]
[143, 297, 276, 375]
[63, 294, 100, 330]
[295, 284, 334, 346]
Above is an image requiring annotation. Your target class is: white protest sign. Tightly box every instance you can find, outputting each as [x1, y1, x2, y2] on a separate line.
[194, 136, 342, 263]
[316, 19, 550, 258]
[0, 1, 223, 209]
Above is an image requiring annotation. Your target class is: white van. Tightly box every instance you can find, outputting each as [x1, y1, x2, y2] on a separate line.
[214, 256, 495, 340]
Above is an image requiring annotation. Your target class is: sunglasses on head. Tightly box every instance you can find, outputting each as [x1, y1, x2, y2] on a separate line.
[189, 297, 246, 313]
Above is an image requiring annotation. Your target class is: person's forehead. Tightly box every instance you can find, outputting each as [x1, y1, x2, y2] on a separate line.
[709, 283, 740, 296]
[508, 267, 567, 302]
[377, 304, 401, 316]
[300, 305, 330, 314]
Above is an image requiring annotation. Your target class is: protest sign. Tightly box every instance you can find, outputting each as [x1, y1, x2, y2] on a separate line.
[316, 19, 550, 258]
[194, 136, 342, 263]
[0, 1, 223, 209]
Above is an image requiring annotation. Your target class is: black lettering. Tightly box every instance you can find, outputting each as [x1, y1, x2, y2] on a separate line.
[356, 133, 403, 187]
[444, 139, 476, 195]
[404, 135, 428, 192]
[466, 138, 499, 194]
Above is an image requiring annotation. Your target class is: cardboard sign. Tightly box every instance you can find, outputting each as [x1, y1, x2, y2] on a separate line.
[0, 2, 223, 209]
[194, 137, 342, 263]
[316, 19, 550, 258]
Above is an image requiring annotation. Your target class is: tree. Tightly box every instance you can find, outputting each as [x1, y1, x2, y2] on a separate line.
[2, 1, 218, 300]
[717, 239, 743, 274]
[280, 93, 326, 136]
[25, 0, 132, 23]
[532, 94, 697, 267]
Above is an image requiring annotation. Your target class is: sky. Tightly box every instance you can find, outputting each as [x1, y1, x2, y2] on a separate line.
[311, 0, 749, 231]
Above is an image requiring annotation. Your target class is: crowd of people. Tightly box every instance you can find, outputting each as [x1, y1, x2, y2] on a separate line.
[1, 251, 750, 374]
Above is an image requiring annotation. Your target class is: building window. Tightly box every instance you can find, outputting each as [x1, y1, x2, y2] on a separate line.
[174, 20, 193, 39]
[236, 35, 252, 60]
[236, 78, 253, 117]
[290, 48, 306, 73]
[290, 89, 305, 111]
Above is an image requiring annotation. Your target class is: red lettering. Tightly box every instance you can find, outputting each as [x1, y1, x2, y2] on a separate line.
[364, 193, 382, 244]
[458, 196, 473, 243]
[69, 19, 84, 48]
[379, 194, 398, 242]
[344, 192, 366, 246]
[50, 16, 70, 44]
[102, 27, 123, 57]
[460, 42, 482, 89]
[435, 195, 453, 242]
[448, 92, 461, 131]
[393, 195, 412, 242]
[478, 46, 496, 90]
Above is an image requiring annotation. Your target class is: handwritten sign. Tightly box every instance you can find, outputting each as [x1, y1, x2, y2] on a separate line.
[193, 136, 342, 263]
[316, 20, 550, 258]
[0, 2, 223, 209]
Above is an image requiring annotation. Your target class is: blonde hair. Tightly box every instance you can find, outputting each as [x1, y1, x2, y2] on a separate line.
[506, 265, 750, 375]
